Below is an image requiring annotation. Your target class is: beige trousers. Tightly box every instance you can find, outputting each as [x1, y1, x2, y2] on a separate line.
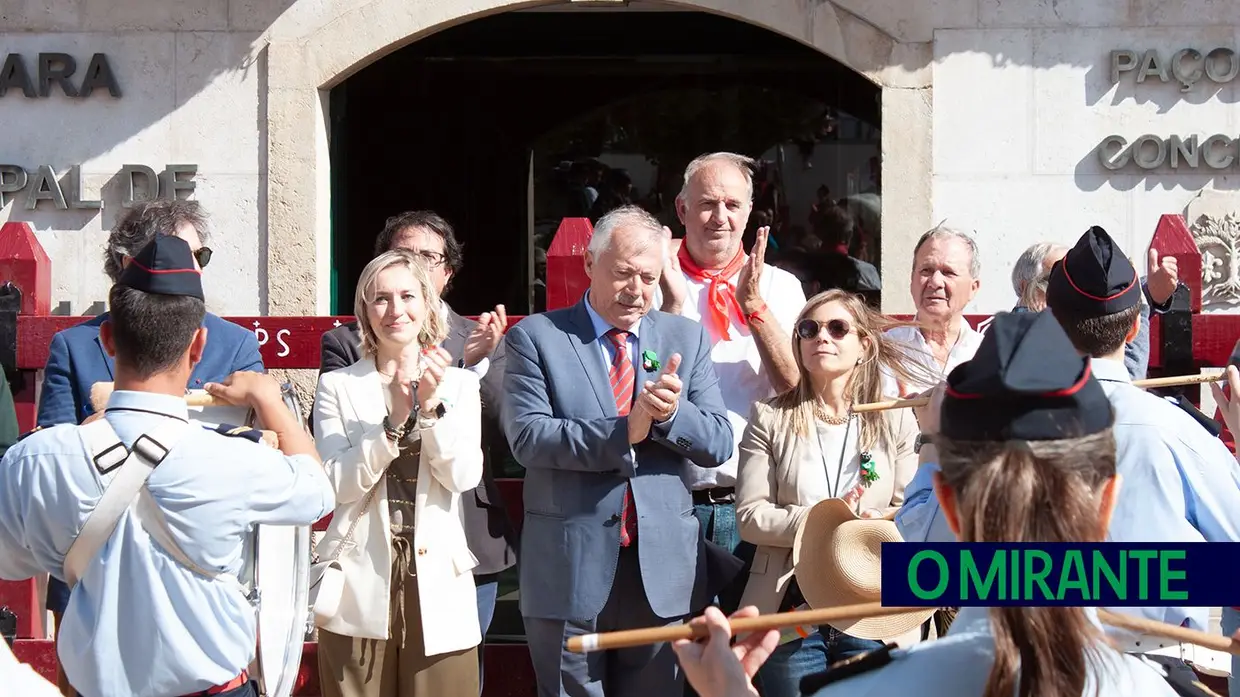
[317, 537, 479, 697]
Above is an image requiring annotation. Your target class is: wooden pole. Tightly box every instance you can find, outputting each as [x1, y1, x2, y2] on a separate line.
[852, 372, 1226, 414]
[566, 602, 1240, 656]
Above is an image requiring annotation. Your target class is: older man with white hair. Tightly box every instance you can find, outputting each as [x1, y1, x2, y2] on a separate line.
[881, 224, 984, 398]
[503, 204, 733, 697]
[656, 152, 805, 615]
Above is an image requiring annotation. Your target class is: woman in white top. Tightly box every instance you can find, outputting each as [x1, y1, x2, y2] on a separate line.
[313, 249, 484, 697]
[734, 289, 937, 697]
[675, 311, 1185, 697]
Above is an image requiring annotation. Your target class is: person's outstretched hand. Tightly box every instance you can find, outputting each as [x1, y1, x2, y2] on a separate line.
[671, 606, 779, 697]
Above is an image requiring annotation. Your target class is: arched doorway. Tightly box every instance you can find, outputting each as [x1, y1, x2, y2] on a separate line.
[326, 6, 882, 315]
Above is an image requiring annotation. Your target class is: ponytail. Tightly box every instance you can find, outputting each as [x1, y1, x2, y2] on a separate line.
[936, 430, 1116, 697]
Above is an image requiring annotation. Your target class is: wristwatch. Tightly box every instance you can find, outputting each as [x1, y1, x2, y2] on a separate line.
[914, 433, 933, 454]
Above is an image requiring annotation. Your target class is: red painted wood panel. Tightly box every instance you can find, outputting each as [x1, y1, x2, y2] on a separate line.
[14, 640, 538, 697]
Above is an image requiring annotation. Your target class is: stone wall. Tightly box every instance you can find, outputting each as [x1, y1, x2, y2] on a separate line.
[3, 0, 1239, 319]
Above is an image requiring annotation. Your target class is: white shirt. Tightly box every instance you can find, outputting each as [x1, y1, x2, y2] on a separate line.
[881, 320, 985, 397]
[657, 262, 805, 490]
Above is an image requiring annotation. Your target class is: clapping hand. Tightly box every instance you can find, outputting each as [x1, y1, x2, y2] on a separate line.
[628, 353, 682, 444]
[637, 353, 683, 424]
[659, 226, 688, 313]
[463, 304, 507, 368]
[416, 346, 453, 413]
[735, 226, 769, 316]
[1146, 248, 1180, 306]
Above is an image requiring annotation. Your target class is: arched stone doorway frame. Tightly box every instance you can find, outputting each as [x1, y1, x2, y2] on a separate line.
[263, 0, 932, 315]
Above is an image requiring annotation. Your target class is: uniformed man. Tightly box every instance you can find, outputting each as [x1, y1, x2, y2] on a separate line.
[0, 234, 335, 697]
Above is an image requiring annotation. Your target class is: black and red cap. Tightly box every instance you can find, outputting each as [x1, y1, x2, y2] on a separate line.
[117, 234, 204, 301]
[1046, 225, 1141, 317]
[941, 310, 1112, 441]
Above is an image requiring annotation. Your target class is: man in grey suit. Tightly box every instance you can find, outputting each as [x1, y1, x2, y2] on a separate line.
[503, 205, 734, 697]
[317, 211, 516, 693]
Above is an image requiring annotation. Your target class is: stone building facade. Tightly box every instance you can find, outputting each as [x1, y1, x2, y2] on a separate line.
[2, 0, 1239, 316]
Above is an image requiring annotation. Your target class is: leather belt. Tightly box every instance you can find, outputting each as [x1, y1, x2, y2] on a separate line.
[692, 487, 736, 505]
[182, 671, 249, 696]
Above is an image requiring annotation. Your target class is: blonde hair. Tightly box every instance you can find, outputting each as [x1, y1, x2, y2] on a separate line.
[354, 249, 447, 358]
[769, 290, 940, 453]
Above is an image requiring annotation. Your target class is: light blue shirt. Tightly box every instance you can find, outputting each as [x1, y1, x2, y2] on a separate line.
[583, 295, 678, 426]
[895, 356, 1240, 631]
[812, 607, 1177, 696]
[0, 391, 335, 697]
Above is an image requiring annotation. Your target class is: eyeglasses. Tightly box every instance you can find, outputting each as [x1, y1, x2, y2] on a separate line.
[796, 318, 853, 341]
[194, 247, 212, 269]
[410, 249, 446, 269]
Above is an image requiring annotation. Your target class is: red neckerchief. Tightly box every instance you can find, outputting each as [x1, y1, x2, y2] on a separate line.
[678, 245, 747, 342]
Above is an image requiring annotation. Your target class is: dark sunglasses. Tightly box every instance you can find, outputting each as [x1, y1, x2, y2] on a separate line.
[796, 318, 853, 341]
[194, 247, 212, 268]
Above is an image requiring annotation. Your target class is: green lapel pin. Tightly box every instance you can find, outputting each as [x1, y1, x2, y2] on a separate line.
[641, 349, 661, 372]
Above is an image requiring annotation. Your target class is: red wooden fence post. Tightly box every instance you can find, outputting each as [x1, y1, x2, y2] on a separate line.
[545, 218, 593, 311]
[0, 222, 51, 640]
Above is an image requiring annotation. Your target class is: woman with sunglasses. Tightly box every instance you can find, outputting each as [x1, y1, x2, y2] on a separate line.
[677, 310, 1185, 697]
[733, 289, 938, 697]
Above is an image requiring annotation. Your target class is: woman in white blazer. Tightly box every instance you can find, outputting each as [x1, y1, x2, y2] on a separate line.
[312, 248, 484, 697]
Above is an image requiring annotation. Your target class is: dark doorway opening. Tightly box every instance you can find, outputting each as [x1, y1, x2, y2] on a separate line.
[328, 8, 882, 316]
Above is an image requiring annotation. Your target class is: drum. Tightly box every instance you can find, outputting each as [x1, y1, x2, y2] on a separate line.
[187, 383, 312, 697]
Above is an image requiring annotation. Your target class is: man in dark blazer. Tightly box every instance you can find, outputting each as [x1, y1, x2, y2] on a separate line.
[36, 199, 263, 697]
[318, 211, 516, 690]
[503, 205, 733, 697]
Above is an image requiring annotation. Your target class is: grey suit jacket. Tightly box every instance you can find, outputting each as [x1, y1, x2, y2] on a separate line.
[502, 298, 734, 622]
[317, 306, 517, 576]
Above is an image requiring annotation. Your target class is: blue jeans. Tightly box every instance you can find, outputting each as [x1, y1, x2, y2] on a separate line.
[692, 501, 753, 615]
[755, 627, 884, 697]
[1224, 607, 1239, 697]
[475, 573, 500, 696]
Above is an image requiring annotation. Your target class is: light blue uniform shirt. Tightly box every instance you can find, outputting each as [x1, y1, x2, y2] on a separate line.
[0, 390, 335, 697]
[811, 606, 1179, 696]
[895, 357, 1240, 631]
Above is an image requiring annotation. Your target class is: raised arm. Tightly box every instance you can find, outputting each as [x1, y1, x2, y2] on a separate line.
[501, 323, 636, 475]
[736, 403, 809, 548]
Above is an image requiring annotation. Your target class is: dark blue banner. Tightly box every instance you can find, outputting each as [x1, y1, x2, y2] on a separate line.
[879, 543, 1240, 607]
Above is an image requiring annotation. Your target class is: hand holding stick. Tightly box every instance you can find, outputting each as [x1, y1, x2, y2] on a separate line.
[89, 382, 279, 448]
[566, 601, 1240, 658]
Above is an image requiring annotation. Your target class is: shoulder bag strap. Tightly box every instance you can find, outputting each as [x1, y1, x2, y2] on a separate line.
[321, 481, 381, 564]
[63, 418, 189, 587]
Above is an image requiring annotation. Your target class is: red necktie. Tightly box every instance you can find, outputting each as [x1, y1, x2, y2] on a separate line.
[606, 329, 639, 547]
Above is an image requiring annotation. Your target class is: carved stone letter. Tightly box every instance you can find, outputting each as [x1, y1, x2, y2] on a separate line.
[38, 53, 77, 98]
[0, 55, 36, 98]
[79, 54, 121, 98]
[121, 164, 158, 207]
[25, 165, 68, 210]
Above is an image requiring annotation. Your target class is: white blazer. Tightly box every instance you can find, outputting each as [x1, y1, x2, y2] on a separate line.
[312, 359, 484, 654]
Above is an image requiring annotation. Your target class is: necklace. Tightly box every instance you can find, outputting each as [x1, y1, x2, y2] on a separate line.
[812, 401, 851, 425]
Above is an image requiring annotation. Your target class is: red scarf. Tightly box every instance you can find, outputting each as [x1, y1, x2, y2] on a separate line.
[678, 245, 747, 342]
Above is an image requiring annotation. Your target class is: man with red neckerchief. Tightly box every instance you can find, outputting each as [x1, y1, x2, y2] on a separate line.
[656, 152, 806, 620]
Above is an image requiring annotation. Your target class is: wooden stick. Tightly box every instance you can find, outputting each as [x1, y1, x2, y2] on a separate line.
[567, 602, 911, 652]
[852, 372, 1226, 414]
[566, 601, 1240, 657]
[1097, 609, 1240, 656]
[88, 382, 278, 447]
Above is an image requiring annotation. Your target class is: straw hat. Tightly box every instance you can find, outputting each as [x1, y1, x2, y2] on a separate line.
[792, 498, 936, 641]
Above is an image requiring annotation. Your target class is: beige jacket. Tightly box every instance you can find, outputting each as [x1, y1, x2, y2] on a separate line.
[735, 399, 919, 614]
[312, 359, 483, 654]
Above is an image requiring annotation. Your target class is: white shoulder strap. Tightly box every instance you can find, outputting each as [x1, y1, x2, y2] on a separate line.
[63, 418, 190, 587]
